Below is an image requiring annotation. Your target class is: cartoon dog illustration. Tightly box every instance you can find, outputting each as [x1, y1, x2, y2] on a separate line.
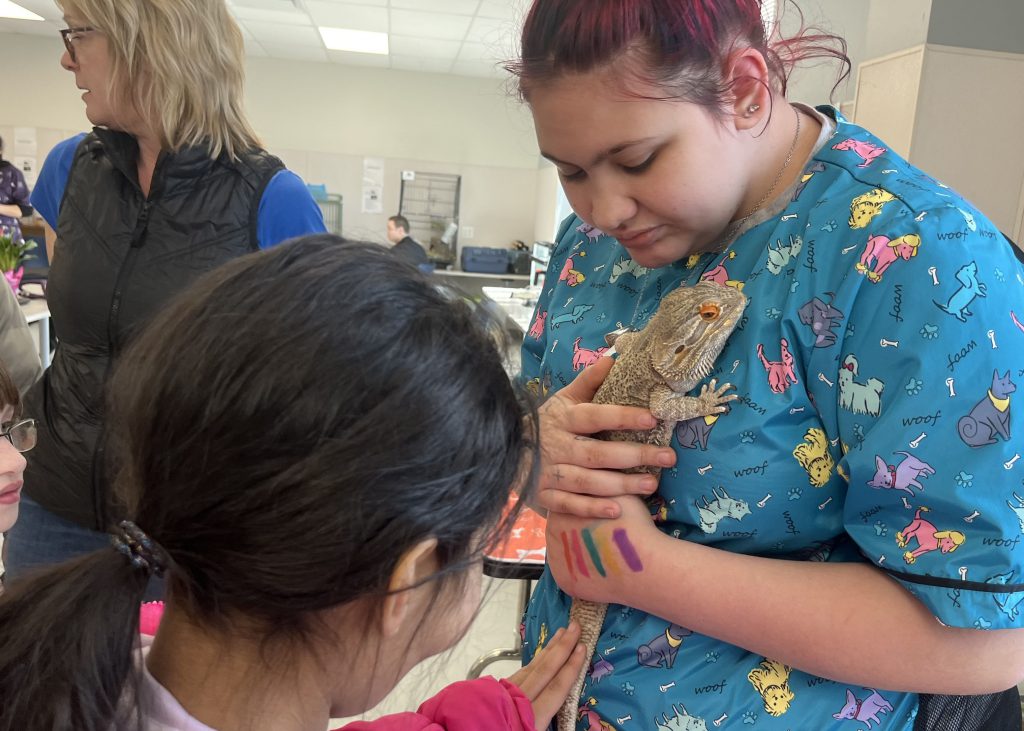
[655, 704, 709, 731]
[797, 295, 845, 349]
[896, 508, 965, 564]
[958, 370, 1014, 447]
[832, 138, 887, 168]
[935, 261, 986, 322]
[577, 698, 614, 731]
[987, 570, 1024, 621]
[832, 688, 894, 729]
[695, 487, 751, 534]
[838, 354, 884, 417]
[572, 337, 609, 371]
[793, 428, 835, 487]
[766, 235, 803, 275]
[855, 233, 921, 283]
[1007, 492, 1024, 534]
[588, 657, 614, 684]
[793, 161, 827, 201]
[550, 304, 594, 329]
[638, 623, 692, 669]
[867, 452, 935, 496]
[757, 338, 798, 394]
[675, 404, 730, 451]
[700, 250, 745, 290]
[848, 189, 897, 230]
[527, 310, 547, 340]
[748, 659, 796, 717]
[576, 222, 605, 242]
[559, 256, 586, 287]
[609, 256, 649, 284]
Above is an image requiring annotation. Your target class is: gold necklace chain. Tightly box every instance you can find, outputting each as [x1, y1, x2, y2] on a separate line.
[712, 106, 803, 252]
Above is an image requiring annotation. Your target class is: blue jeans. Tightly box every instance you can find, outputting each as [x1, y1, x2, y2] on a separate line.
[4, 496, 165, 601]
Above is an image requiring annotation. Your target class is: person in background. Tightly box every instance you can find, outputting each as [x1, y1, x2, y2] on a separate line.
[0, 283, 42, 396]
[387, 214, 429, 268]
[9, 0, 327, 583]
[0, 236, 585, 731]
[0, 136, 33, 244]
[511, 0, 1024, 729]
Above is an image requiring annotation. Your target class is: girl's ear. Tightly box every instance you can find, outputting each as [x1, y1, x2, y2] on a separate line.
[725, 48, 773, 133]
[380, 538, 439, 638]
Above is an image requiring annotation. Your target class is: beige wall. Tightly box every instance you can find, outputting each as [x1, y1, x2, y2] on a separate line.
[3, 32, 542, 251]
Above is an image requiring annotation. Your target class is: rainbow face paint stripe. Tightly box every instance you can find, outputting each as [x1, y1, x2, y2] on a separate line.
[590, 526, 622, 577]
[613, 528, 644, 572]
[580, 528, 607, 578]
[570, 529, 590, 578]
[560, 531, 577, 582]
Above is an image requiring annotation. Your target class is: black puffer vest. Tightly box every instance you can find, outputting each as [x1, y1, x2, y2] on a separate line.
[23, 128, 284, 529]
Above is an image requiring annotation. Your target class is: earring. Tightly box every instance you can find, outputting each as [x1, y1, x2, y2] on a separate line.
[745, 104, 761, 117]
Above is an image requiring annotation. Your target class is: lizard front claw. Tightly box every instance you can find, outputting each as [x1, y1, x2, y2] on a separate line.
[698, 379, 738, 411]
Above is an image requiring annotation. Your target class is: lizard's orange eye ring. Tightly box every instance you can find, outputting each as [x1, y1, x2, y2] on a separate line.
[699, 303, 721, 320]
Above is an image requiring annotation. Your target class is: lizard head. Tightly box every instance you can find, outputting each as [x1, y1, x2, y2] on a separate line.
[646, 281, 747, 390]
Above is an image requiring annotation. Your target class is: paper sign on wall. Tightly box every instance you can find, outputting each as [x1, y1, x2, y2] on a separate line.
[362, 157, 384, 214]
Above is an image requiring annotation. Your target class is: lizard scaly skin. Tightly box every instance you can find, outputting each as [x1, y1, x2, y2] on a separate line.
[556, 280, 748, 731]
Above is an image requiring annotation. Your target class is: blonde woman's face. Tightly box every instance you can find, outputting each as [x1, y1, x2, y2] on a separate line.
[60, 15, 135, 132]
[0, 405, 26, 533]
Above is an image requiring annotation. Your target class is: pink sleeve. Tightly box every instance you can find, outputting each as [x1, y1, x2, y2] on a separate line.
[335, 678, 535, 731]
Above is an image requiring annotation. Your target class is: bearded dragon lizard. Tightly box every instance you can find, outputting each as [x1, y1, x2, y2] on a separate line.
[556, 280, 748, 731]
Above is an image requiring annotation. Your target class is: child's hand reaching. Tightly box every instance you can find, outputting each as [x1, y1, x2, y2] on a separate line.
[508, 622, 586, 730]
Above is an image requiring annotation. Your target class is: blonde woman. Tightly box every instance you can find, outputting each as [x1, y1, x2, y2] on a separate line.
[12, 0, 326, 588]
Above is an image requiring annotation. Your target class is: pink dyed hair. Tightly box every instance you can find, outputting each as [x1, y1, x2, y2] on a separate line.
[508, 0, 850, 110]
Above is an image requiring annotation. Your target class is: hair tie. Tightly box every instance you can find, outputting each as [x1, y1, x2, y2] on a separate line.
[111, 520, 168, 577]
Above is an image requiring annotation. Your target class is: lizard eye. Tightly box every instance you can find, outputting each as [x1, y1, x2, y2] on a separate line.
[699, 303, 721, 321]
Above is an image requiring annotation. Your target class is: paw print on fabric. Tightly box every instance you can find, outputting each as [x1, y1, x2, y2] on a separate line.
[765, 307, 782, 320]
[845, 323, 856, 338]
[621, 681, 636, 697]
[905, 377, 923, 396]
[821, 220, 838, 233]
[788, 487, 803, 500]
[874, 521, 888, 537]
[743, 711, 758, 725]
[975, 616, 993, 630]
[853, 423, 865, 444]
[994, 268, 1006, 282]
[740, 431, 755, 444]
[920, 324, 939, 340]
[704, 651, 720, 664]
[669, 467, 679, 478]
[618, 607, 634, 620]
[955, 471, 974, 488]
[596, 312, 607, 324]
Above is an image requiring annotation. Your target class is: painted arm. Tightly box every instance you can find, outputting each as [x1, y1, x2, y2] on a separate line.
[546, 496, 1024, 695]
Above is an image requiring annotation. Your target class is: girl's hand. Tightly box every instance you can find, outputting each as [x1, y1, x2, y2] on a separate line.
[508, 622, 585, 730]
[545, 495, 659, 605]
[533, 357, 675, 519]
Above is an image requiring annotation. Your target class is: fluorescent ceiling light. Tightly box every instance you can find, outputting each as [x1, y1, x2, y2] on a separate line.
[319, 27, 388, 55]
[0, 1, 44, 20]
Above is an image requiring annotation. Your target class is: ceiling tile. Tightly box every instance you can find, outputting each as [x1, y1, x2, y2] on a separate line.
[390, 55, 454, 73]
[466, 15, 514, 45]
[388, 35, 461, 59]
[230, 5, 311, 25]
[476, 0, 528, 21]
[260, 43, 328, 62]
[389, 9, 470, 40]
[241, 20, 322, 45]
[390, 0, 479, 14]
[450, 59, 506, 79]
[0, 17, 58, 36]
[12, 0, 61, 21]
[457, 42, 496, 62]
[327, 49, 390, 67]
[305, 2, 387, 32]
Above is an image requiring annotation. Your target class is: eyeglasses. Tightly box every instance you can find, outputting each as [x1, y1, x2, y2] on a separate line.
[59, 26, 96, 64]
[0, 419, 37, 453]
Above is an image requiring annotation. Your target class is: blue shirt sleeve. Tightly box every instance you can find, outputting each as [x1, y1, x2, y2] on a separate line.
[29, 133, 87, 228]
[256, 169, 327, 249]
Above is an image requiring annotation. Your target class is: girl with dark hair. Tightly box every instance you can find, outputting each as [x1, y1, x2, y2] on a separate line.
[511, 1, 1024, 730]
[0, 236, 585, 731]
[0, 359, 35, 535]
[0, 135, 33, 245]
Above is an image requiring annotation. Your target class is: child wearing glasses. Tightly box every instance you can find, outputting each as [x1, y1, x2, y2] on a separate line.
[0, 359, 34, 536]
[0, 236, 585, 731]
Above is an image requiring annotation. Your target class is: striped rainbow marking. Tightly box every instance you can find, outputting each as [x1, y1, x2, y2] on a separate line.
[560, 525, 643, 580]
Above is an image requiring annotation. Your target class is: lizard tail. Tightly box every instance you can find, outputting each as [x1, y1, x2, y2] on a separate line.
[557, 599, 609, 731]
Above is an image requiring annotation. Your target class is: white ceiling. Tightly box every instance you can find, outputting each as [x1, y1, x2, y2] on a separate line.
[2, 0, 529, 78]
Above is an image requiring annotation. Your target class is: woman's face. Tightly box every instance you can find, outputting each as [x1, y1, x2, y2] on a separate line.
[529, 68, 753, 268]
[60, 14, 140, 133]
[0, 405, 27, 533]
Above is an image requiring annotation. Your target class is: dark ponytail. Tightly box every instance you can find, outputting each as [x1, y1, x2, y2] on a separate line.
[0, 235, 537, 729]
